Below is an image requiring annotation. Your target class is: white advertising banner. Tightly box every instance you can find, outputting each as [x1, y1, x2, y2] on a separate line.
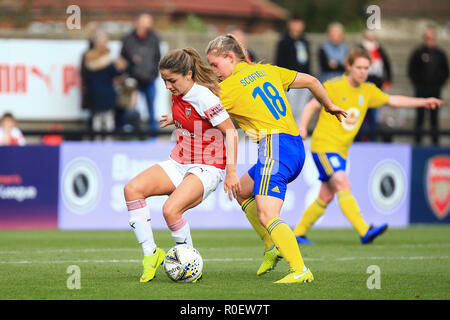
[0, 39, 168, 121]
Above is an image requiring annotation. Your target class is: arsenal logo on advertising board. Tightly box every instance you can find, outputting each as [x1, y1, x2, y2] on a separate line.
[426, 155, 450, 220]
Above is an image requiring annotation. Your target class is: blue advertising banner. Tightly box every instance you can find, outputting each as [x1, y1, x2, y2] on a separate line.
[410, 147, 450, 223]
[58, 140, 411, 230]
[0, 146, 59, 229]
[58, 140, 256, 230]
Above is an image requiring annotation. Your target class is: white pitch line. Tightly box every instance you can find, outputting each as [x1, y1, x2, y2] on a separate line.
[0, 248, 139, 255]
[0, 256, 448, 265]
[0, 243, 449, 255]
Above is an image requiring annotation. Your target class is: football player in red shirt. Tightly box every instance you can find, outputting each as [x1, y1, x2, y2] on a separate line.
[124, 48, 239, 283]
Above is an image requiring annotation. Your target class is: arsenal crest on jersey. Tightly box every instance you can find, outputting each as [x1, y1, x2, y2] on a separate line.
[426, 155, 450, 220]
[185, 106, 192, 118]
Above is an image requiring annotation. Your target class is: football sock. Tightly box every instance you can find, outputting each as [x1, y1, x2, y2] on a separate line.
[167, 217, 193, 247]
[241, 196, 274, 250]
[337, 191, 370, 236]
[127, 199, 157, 256]
[266, 217, 305, 271]
[293, 198, 328, 236]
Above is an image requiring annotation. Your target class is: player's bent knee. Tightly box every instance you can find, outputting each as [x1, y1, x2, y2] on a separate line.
[124, 182, 140, 201]
[162, 201, 181, 224]
[332, 175, 352, 192]
[320, 193, 334, 204]
[256, 210, 274, 227]
[236, 194, 249, 206]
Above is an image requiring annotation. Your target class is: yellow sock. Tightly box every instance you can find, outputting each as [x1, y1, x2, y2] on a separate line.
[293, 198, 328, 236]
[337, 191, 370, 236]
[266, 217, 305, 271]
[241, 197, 274, 250]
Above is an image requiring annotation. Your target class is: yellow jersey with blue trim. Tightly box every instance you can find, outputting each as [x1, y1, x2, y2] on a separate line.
[311, 75, 390, 158]
[219, 62, 300, 141]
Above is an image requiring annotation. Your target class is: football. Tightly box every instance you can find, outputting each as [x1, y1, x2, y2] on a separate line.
[163, 244, 203, 283]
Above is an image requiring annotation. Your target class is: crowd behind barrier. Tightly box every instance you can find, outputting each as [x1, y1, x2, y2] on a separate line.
[0, 14, 449, 145]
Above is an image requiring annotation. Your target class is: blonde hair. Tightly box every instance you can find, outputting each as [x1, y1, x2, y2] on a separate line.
[205, 34, 253, 64]
[159, 48, 221, 97]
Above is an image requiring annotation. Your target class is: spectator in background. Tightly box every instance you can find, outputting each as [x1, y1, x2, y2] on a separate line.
[115, 76, 140, 132]
[356, 30, 393, 142]
[408, 26, 449, 145]
[80, 35, 95, 130]
[318, 22, 348, 83]
[84, 30, 127, 135]
[227, 25, 257, 62]
[121, 13, 161, 131]
[275, 14, 312, 119]
[0, 112, 26, 146]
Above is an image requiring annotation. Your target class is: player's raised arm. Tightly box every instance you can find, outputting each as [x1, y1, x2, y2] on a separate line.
[387, 95, 443, 110]
[289, 73, 347, 122]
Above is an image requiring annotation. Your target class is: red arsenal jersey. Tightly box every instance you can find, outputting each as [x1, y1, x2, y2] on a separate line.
[170, 83, 229, 169]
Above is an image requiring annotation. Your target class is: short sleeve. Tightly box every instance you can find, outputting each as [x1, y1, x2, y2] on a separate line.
[219, 84, 234, 112]
[368, 84, 390, 108]
[270, 65, 298, 91]
[204, 103, 229, 126]
[185, 84, 230, 127]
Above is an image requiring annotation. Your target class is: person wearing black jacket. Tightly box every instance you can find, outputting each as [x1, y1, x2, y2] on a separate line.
[121, 13, 161, 131]
[275, 15, 312, 120]
[408, 26, 449, 145]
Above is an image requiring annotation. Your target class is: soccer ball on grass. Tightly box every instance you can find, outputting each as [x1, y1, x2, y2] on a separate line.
[163, 244, 203, 283]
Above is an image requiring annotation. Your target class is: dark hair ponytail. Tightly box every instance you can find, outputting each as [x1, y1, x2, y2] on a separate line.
[159, 47, 221, 96]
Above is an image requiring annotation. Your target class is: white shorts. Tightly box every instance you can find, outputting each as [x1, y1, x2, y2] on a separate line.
[158, 158, 225, 200]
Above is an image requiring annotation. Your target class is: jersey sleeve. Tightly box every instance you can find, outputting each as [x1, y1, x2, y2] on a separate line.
[193, 86, 230, 127]
[219, 83, 233, 110]
[270, 65, 298, 91]
[368, 83, 390, 108]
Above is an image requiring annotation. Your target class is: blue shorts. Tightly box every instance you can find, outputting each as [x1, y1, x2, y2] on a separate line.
[248, 133, 305, 200]
[311, 152, 347, 182]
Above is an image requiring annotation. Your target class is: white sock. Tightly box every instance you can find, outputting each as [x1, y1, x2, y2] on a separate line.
[127, 199, 156, 256]
[167, 217, 193, 247]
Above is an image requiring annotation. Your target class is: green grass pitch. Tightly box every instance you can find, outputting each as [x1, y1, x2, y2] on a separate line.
[0, 226, 449, 300]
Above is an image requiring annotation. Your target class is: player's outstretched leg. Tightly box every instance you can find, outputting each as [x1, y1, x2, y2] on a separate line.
[294, 182, 334, 245]
[337, 190, 370, 236]
[257, 196, 314, 284]
[241, 196, 282, 275]
[124, 164, 176, 282]
[294, 198, 329, 245]
[265, 217, 314, 284]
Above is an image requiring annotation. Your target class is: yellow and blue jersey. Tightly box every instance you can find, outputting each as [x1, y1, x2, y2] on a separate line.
[219, 62, 304, 200]
[219, 62, 300, 141]
[311, 74, 390, 159]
